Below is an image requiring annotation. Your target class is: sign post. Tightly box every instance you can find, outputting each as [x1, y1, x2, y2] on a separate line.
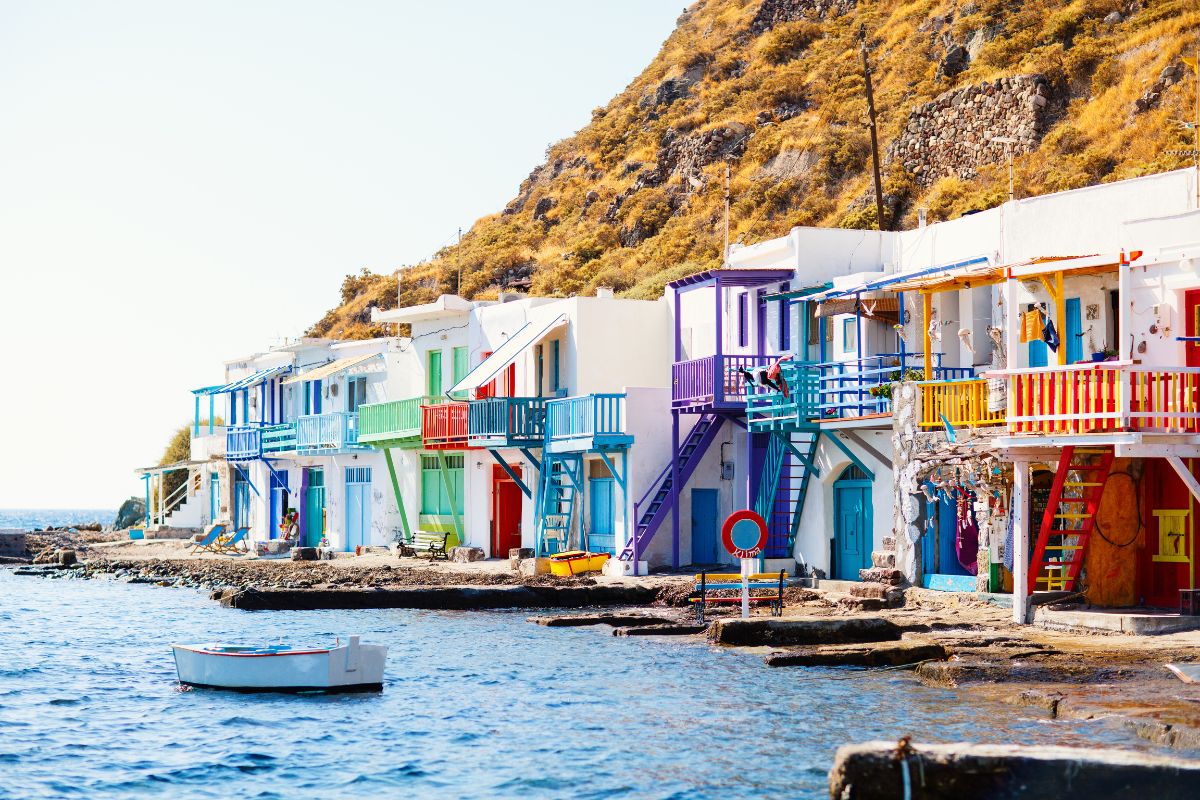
[721, 510, 769, 619]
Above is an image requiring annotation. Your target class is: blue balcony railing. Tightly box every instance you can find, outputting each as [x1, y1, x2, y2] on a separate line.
[545, 393, 632, 450]
[468, 397, 546, 447]
[295, 412, 364, 454]
[225, 426, 262, 462]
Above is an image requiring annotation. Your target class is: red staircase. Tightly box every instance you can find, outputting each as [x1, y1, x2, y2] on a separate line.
[1027, 446, 1114, 594]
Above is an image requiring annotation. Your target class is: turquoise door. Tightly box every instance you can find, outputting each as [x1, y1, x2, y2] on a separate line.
[233, 476, 250, 530]
[1065, 297, 1083, 364]
[209, 471, 220, 522]
[303, 468, 326, 547]
[345, 467, 372, 551]
[587, 478, 615, 554]
[691, 489, 720, 565]
[833, 468, 873, 581]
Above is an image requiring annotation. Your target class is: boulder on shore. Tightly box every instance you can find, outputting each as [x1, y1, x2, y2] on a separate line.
[114, 497, 147, 531]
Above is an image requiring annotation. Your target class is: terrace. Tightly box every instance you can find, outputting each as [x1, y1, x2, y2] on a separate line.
[545, 393, 633, 453]
[295, 411, 366, 455]
[467, 396, 546, 449]
[356, 395, 436, 450]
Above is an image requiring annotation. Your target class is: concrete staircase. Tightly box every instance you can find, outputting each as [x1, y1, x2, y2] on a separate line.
[164, 493, 203, 529]
[844, 536, 905, 611]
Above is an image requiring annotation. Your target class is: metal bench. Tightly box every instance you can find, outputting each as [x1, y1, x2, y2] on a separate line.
[689, 570, 787, 623]
[413, 530, 452, 561]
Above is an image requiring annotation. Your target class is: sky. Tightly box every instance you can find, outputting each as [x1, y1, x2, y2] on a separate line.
[0, 1, 682, 510]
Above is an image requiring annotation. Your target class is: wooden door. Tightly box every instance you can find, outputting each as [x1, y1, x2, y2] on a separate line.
[1138, 459, 1196, 608]
[834, 476, 872, 581]
[1065, 297, 1083, 364]
[492, 465, 523, 557]
[302, 468, 326, 547]
[587, 478, 616, 555]
[691, 488, 720, 565]
[1186, 290, 1200, 368]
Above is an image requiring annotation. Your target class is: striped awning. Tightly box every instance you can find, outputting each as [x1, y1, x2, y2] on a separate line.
[193, 365, 291, 395]
[815, 296, 900, 318]
[281, 353, 381, 385]
[447, 314, 568, 397]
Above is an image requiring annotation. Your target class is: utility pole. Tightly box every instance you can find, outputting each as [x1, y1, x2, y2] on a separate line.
[990, 136, 1019, 201]
[456, 227, 462, 296]
[860, 26, 886, 231]
[723, 163, 731, 264]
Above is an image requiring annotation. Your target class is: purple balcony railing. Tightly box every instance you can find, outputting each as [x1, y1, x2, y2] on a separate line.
[672, 354, 777, 410]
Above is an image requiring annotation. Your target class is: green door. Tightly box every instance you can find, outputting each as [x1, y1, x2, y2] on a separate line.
[451, 346, 468, 399]
[427, 350, 443, 396]
[303, 468, 326, 547]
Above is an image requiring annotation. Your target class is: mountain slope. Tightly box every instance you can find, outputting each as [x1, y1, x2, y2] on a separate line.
[312, 0, 1199, 339]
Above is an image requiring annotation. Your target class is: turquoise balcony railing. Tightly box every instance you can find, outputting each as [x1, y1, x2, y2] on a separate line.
[261, 423, 297, 454]
[295, 412, 364, 454]
[468, 397, 546, 448]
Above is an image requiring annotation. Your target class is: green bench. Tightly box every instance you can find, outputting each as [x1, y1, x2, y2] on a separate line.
[398, 530, 461, 560]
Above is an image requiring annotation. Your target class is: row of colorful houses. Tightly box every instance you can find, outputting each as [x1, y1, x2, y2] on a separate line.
[142, 167, 1200, 624]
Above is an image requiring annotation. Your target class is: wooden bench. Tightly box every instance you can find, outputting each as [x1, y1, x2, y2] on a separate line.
[689, 570, 787, 623]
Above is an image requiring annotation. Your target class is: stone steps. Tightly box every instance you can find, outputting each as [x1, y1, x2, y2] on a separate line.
[859, 567, 905, 585]
[870, 550, 895, 568]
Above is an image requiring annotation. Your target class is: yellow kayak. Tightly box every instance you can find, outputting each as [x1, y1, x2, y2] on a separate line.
[548, 550, 610, 576]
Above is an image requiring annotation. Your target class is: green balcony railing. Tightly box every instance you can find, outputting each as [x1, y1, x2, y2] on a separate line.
[358, 395, 438, 446]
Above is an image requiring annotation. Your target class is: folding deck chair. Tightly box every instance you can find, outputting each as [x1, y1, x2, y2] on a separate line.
[189, 524, 226, 554]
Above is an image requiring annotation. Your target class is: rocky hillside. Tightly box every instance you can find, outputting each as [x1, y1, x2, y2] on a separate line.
[311, 0, 1199, 338]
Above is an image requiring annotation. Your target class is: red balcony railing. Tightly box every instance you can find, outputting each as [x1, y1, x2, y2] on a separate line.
[421, 401, 471, 449]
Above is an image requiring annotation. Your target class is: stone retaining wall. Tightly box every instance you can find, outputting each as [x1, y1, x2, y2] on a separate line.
[887, 75, 1053, 187]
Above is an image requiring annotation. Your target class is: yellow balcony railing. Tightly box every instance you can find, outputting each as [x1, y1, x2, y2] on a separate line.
[919, 379, 1006, 429]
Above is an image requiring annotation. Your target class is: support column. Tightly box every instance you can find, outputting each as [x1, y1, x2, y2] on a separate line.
[208, 395, 215, 434]
[670, 410, 681, 569]
[143, 474, 151, 528]
[1012, 458, 1031, 625]
[1004, 277, 1021, 423]
[383, 449, 412, 543]
[922, 292, 933, 380]
[194, 397, 200, 438]
[157, 474, 165, 528]
[1118, 252, 1132, 427]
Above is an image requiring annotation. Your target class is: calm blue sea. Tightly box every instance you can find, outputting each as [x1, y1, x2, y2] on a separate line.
[0, 509, 116, 530]
[0, 572, 1179, 799]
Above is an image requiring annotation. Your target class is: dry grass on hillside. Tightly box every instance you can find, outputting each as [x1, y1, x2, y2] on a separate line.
[311, 0, 1200, 338]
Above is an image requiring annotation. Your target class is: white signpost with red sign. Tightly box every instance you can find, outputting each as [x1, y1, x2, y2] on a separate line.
[721, 510, 769, 619]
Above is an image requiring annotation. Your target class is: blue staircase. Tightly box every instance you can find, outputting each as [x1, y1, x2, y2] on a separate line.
[535, 452, 584, 555]
[754, 430, 820, 558]
[618, 413, 723, 563]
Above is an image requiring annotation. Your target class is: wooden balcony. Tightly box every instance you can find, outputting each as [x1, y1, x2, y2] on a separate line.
[747, 354, 972, 432]
[468, 397, 546, 449]
[672, 354, 776, 412]
[545, 393, 633, 453]
[295, 412, 366, 455]
[919, 379, 1006, 429]
[1007, 364, 1200, 436]
[357, 396, 436, 449]
[422, 401, 471, 450]
[225, 426, 262, 462]
[261, 423, 297, 455]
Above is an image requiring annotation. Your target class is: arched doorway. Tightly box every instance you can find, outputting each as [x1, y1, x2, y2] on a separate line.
[833, 465, 873, 581]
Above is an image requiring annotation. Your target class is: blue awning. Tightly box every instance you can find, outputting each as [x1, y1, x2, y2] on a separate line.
[192, 365, 292, 395]
[809, 256, 992, 301]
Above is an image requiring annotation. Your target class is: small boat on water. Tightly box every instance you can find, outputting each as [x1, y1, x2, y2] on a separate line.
[171, 636, 387, 693]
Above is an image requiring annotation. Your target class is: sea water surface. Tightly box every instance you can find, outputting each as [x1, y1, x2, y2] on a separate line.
[0, 572, 1175, 799]
[0, 509, 116, 530]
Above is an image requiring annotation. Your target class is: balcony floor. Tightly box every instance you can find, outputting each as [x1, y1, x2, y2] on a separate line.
[358, 431, 423, 450]
[546, 433, 633, 454]
[468, 435, 542, 450]
[993, 431, 1200, 458]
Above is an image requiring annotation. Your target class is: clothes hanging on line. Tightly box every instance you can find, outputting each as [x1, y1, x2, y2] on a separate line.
[1042, 318, 1060, 352]
[1020, 309, 1041, 343]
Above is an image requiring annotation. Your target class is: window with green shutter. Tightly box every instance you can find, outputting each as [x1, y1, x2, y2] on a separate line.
[451, 346, 468, 399]
[426, 350, 443, 396]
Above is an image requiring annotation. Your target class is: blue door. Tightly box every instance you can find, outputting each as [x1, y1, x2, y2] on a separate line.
[833, 467, 873, 581]
[345, 467, 372, 551]
[233, 476, 250, 530]
[922, 481, 968, 577]
[269, 470, 289, 540]
[691, 488, 720, 565]
[587, 478, 615, 554]
[1065, 297, 1083, 364]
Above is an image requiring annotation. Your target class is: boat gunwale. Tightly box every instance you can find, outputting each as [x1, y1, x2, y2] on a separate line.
[170, 643, 335, 658]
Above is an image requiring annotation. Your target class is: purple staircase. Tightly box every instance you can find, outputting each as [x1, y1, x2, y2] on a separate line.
[619, 413, 723, 563]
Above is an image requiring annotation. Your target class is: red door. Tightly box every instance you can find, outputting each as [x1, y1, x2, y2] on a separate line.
[492, 465, 523, 558]
[1186, 290, 1200, 368]
[1138, 459, 1197, 608]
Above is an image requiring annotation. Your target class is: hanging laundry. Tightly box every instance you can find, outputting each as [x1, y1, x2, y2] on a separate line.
[1042, 318, 1060, 352]
[958, 328, 974, 356]
[1020, 309, 1041, 343]
[928, 307, 942, 343]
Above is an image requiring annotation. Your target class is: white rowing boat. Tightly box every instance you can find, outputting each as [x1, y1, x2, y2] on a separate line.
[170, 636, 387, 692]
